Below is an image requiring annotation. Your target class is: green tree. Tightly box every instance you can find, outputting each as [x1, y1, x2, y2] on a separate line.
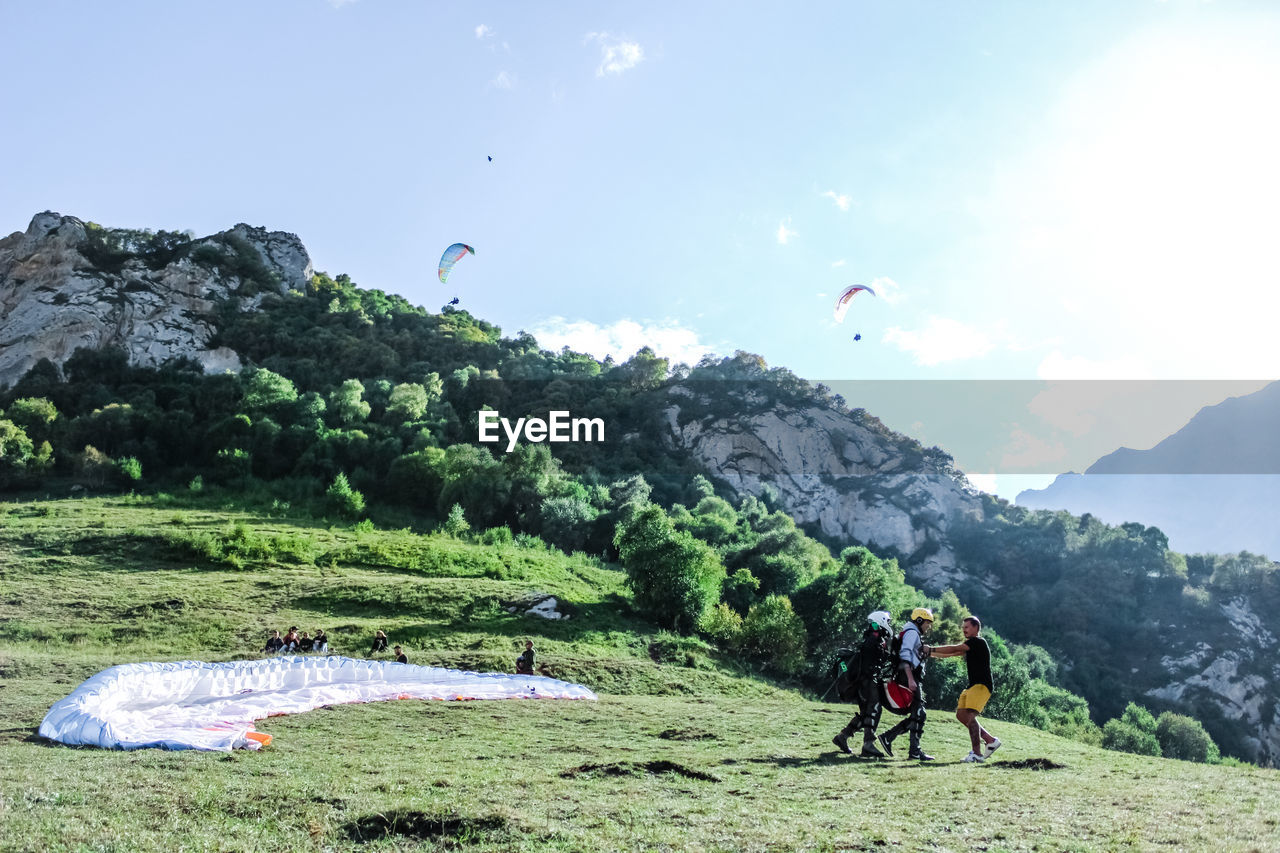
[387, 382, 431, 421]
[328, 379, 371, 425]
[793, 546, 909, 654]
[0, 419, 45, 488]
[115, 456, 143, 484]
[1102, 702, 1161, 756]
[615, 503, 726, 632]
[241, 368, 298, 414]
[326, 472, 366, 518]
[4, 397, 59, 446]
[1156, 712, 1217, 763]
[443, 503, 470, 538]
[738, 595, 808, 674]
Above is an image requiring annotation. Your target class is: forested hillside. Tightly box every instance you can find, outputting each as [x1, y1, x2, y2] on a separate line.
[1, 219, 1273, 765]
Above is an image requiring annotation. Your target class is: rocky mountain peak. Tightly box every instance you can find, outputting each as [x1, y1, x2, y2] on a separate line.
[0, 212, 314, 389]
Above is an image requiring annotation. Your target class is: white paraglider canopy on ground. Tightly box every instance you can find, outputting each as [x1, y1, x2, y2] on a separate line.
[38, 655, 597, 751]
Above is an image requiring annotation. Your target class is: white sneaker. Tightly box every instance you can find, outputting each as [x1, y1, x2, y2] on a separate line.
[985, 737, 1002, 757]
[962, 751, 985, 763]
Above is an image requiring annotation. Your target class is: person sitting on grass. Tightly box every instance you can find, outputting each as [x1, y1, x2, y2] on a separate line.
[369, 630, 388, 655]
[394, 645, 408, 664]
[297, 631, 313, 653]
[282, 626, 300, 652]
[313, 629, 329, 654]
[516, 640, 535, 675]
[263, 630, 284, 654]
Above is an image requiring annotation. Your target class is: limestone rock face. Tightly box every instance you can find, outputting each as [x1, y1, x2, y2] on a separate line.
[660, 389, 985, 593]
[1146, 596, 1280, 765]
[0, 212, 313, 389]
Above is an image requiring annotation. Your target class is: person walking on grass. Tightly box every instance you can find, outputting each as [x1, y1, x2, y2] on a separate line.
[929, 616, 1001, 763]
[832, 610, 894, 758]
[878, 607, 935, 761]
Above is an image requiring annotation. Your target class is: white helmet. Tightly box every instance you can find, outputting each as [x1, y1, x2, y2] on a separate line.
[867, 610, 892, 631]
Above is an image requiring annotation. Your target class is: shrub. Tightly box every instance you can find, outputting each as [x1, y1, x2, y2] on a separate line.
[115, 456, 143, 483]
[1102, 703, 1161, 757]
[698, 602, 744, 647]
[1156, 712, 1217, 763]
[442, 503, 470, 538]
[326, 472, 366, 518]
[188, 475, 204, 492]
[738, 595, 807, 675]
[479, 526, 514, 546]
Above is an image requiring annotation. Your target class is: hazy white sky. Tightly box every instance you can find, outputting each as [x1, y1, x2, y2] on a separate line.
[2, 0, 1277, 496]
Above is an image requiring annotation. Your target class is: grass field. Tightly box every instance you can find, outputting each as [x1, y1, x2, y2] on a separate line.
[2, 495, 1279, 852]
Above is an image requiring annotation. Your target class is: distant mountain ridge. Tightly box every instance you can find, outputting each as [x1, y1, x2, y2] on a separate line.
[1018, 380, 1280, 557]
[1085, 380, 1280, 475]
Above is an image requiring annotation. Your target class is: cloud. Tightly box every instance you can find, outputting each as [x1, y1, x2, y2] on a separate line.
[822, 190, 852, 211]
[831, 259, 846, 268]
[883, 316, 994, 366]
[327, 0, 358, 7]
[586, 33, 644, 76]
[528, 317, 718, 367]
[491, 71, 515, 90]
[776, 218, 797, 245]
[868, 275, 903, 305]
[475, 24, 492, 39]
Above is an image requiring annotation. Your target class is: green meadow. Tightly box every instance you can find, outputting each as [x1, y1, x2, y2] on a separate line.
[2, 495, 1278, 852]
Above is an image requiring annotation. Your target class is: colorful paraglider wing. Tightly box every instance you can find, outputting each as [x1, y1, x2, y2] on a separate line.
[38, 656, 596, 751]
[833, 284, 876, 323]
[438, 243, 475, 284]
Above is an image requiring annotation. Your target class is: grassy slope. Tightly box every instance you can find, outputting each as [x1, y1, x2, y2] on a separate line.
[1, 497, 1279, 853]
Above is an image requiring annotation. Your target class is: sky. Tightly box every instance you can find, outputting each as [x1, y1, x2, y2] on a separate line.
[3, 0, 1278, 498]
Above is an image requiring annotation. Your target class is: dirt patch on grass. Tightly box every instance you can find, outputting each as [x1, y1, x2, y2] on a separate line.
[657, 727, 718, 741]
[992, 757, 1065, 770]
[561, 760, 720, 782]
[342, 811, 507, 842]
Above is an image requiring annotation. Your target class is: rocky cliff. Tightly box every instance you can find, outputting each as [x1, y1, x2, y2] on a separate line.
[660, 383, 987, 594]
[0, 212, 313, 389]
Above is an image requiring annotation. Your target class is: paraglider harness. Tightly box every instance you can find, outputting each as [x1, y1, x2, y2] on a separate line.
[879, 624, 927, 715]
[829, 627, 892, 703]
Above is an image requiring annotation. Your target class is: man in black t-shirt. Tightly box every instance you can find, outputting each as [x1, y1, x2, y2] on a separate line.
[930, 616, 1001, 762]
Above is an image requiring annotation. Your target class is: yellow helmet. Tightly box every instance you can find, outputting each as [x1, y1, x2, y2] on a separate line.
[911, 607, 935, 623]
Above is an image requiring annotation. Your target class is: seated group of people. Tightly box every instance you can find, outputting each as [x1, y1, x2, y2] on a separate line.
[263, 626, 329, 655]
[368, 630, 408, 663]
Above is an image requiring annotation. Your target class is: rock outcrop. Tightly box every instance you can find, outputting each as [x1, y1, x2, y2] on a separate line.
[0, 212, 312, 389]
[660, 386, 985, 593]
[1146, 596, 1280, 765]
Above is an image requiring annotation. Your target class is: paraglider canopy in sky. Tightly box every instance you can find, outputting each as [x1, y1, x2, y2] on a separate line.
[438, 243, 475, 285]
[833, 284, 875, 323]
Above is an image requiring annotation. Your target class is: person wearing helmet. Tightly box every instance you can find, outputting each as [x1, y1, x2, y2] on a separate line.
[929, 615, 1001, 762]
[832, 610, 894, 758]
[877, 607, 936, 761]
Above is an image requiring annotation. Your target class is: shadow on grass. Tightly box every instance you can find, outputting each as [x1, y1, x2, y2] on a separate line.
[730, 753, 959, 769]
[342, 811, 508, 843]
[988, 757, 1066, 770]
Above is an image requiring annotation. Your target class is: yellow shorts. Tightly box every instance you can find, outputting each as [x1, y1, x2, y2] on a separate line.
[957, 684, 991, 713]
